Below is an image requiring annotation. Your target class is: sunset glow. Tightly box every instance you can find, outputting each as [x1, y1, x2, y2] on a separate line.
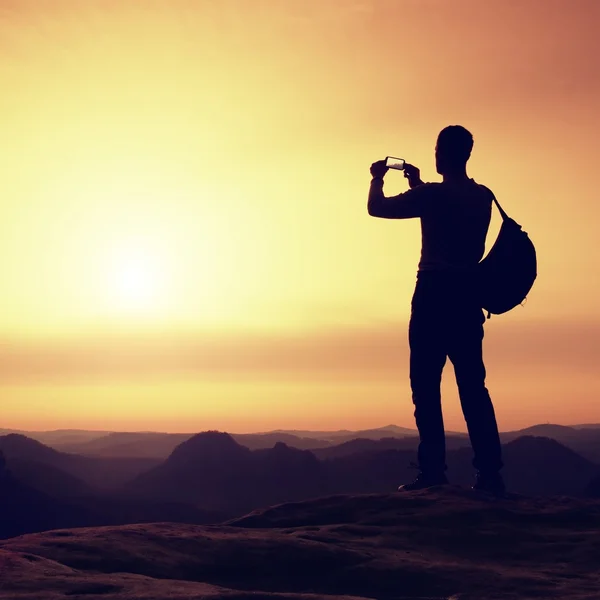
[0, 0, 599, 432]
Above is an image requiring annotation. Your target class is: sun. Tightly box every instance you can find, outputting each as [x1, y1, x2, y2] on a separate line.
[114, 254, 161, 308]
[104, 241, 171, 314]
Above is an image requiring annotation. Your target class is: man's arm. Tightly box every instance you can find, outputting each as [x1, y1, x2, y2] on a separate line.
[367, 162, 428, 219]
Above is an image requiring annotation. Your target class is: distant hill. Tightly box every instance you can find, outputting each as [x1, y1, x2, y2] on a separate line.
[6, 458, 91, 498]
[500, 424, 600, 463]
[2, 488, 599, 599]
[0, 452, 95, 539]
[4, 425, 600, 511]
[0, 434, 62, 463]
[448, 436, 600, 496]
[313, 437, 411, 460]
[266, 424, 419, 442]
[12, 423, 600, 465]
[126, 431, 600, 516]
[501, 423, 588, 442]
[515, 423, 577, 435]
[9, 426, 418, 455]
[56, 431, 332, 458]
[232, 432, 331, 451]
[128, 432, 328, 515]
[252, 442, 329, 505]
[0, 428, 111, 447]
[281, 435, 600, 499]
[0, 434, 160, 490]
[0, 450, 223, 539]
[9, 426, 415, 461]
[55, 431, 194, 458]
[312, 434, 470, 460]
[129, 431, 255, 514]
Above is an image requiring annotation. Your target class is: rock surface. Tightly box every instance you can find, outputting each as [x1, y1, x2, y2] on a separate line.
[1, 487, 599, 599]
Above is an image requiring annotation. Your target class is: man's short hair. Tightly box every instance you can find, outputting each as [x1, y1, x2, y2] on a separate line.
[437, 125, 474, 165]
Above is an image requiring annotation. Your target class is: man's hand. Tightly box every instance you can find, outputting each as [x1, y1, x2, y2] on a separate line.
[370, 159, 389, 180]
[403, 163, 423, 188]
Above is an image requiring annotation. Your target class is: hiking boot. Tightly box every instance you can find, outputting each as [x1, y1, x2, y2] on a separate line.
[398, 472, 449, 492]
[473, 471, 506, 497]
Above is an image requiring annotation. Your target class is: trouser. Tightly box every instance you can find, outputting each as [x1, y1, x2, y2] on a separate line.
[409, 271, 503, 475]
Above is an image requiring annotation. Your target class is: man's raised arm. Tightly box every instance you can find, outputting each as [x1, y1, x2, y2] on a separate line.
[367, 161, 427, 219]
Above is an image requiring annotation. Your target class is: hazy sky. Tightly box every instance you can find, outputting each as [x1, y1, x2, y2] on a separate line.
[0, 0, 598, 432]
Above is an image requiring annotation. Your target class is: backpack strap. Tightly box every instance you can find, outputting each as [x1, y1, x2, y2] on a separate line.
[479, 185, 508, 322]
[492, 195, 509, 222]
[480, 185, 509, 221]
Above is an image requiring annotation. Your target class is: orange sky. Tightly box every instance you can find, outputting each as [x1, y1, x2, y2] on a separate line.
[0, 0, 599, 433]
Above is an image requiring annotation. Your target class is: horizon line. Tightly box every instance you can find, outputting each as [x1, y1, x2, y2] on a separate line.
[2, 421, 599, 436]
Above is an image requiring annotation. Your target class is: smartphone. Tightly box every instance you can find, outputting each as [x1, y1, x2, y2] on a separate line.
[385, 156, 405, 170]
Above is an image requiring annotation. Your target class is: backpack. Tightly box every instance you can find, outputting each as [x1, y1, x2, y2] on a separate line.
[477, 190, 537, 318]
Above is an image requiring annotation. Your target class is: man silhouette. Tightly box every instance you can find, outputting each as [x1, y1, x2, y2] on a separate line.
[368, 126, 504, 496]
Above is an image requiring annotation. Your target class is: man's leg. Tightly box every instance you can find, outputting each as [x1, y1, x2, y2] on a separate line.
[448, 311, 503, 476]
[409, 310, 448, 477]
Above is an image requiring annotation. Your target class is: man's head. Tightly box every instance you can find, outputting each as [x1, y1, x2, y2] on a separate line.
[435, 125, 473, 175]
